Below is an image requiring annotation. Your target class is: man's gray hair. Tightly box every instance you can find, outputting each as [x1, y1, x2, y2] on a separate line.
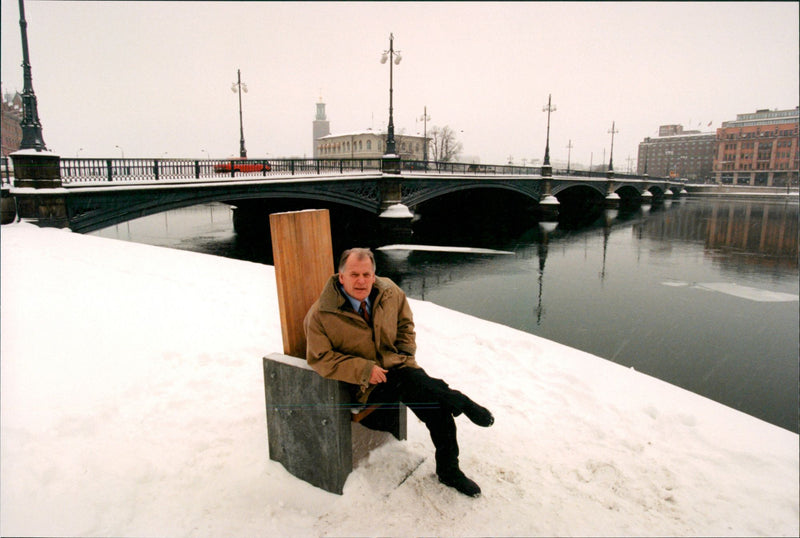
[338, 248, 376, 272]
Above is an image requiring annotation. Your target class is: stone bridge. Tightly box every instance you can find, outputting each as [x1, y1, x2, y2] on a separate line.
[4, 155, 683, 233]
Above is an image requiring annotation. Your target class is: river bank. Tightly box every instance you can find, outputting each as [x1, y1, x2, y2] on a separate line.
[2, 222, 797, 536]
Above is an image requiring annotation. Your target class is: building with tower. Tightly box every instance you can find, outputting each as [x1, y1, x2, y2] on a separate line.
[312, 99, 426, 160]
[312, 97, 330, 158]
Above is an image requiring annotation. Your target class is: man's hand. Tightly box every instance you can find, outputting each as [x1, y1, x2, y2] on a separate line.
[369, 366, 388, 384]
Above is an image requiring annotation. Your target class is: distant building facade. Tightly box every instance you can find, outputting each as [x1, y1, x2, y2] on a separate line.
[317, 130, 426, 160]
[713, 107, 799, 187]
[637, 125, 716, 181]
[312, 99, 427, 160]
[2, 90, 23, 158]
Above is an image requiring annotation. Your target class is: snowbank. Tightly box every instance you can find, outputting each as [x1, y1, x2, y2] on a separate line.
[1, 223, 797, 537]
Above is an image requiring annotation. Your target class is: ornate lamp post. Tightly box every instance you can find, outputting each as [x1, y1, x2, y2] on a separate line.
[565, 139, 573, 174]
[419, 105, 430, 163]
[380, 33, 402, 156]
[541, 94, 556, 177]
[231, 69, 248, 158]
[538, 94, 560, 217]
[12, 0, 65, 226]
[607, 121, 618, 178]
[643, 142, 649, 176]
[604, 121, 621, 208]
[17, 0, 46, 151]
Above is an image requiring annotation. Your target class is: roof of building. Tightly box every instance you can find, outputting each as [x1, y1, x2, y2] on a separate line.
[722, 107, 799, 128]
[317, 129, 426, 140]
[642, 132, 716, 143]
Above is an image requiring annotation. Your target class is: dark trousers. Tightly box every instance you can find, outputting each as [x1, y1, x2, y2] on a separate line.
[355, 367, 466, 474]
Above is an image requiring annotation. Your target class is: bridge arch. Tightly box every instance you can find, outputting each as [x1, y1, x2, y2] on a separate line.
[401, 179, 542, 208]
[67, 180, 383, 233]
[551, 180, 606, 198]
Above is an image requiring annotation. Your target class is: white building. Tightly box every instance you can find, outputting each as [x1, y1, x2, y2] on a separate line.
[316, 129, 427, 160]
[312, 99, 427, 160]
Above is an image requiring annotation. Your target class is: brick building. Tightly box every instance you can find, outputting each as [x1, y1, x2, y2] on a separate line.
[2, 91, 23, 158]
[637, 125, 716, 181]
[714, 107, 799, 187]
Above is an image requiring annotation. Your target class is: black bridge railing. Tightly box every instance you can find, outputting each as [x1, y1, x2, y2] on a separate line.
[0, 156, 669, 185]
[400, 160, 668, 181]
[58, 158, 385, 184]
[400, 160, 543, 175]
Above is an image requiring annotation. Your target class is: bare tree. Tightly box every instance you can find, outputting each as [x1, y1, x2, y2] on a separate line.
[428, 125, 463, 162]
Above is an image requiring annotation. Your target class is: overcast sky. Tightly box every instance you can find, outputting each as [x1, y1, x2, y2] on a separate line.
[2, 1, 798, 169]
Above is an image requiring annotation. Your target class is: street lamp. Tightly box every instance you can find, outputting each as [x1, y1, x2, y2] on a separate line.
[665, 150, 674, 178]
[115, 145, 124, 158]
[17, 0, 46, 151]
[231, 69, 248, 158]
[419, 105, 430, 163]
[565, 139, 573, 174]
[380, 33, 402, 156]
[542, 94, 556, 177]
[607, 121, 618, 177]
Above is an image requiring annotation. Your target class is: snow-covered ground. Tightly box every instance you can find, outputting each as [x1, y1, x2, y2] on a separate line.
[1, 222, 797, 537]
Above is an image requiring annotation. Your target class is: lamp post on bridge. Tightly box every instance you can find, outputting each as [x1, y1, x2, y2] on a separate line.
[539, 94, 559, 218]
[607, 121, 618, 178]
[10, 0, 65, 227]
[541, 94, 556, 178]
[380, 33, 402, 171]
[377, 32, 411, 235]
[565, 139, 573, 174]
[231, 69, 248, 158]
[604, 121, 621, 208]
[419, 105, 430, 164]
[17, 0, 46, 153]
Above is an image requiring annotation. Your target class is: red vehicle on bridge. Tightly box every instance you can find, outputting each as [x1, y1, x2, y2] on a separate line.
[213, 158, 271, 174]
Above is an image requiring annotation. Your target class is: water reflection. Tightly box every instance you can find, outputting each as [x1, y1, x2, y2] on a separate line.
[633, 200, 798, 273]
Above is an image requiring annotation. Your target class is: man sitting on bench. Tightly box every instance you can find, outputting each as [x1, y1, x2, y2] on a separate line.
[304, 247, 494, 497]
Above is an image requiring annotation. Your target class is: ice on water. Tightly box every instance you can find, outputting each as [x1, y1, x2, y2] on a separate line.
[662, 280, 798, 302]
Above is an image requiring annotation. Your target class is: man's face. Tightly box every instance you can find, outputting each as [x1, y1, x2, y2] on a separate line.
[338, 255, 375, 302]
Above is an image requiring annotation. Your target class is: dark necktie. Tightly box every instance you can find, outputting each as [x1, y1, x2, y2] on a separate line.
[359, 300, 370, 323]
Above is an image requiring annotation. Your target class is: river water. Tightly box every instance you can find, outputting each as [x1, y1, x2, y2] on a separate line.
[93, 197, 799, 433]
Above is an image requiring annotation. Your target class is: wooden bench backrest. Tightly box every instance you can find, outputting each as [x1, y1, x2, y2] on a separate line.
[269, 209, 334, 359]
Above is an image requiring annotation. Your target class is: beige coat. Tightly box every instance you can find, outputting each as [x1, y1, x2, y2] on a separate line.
[304, 274, 420, 402]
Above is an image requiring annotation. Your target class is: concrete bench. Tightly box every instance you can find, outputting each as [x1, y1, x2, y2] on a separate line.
[263, 352, 407, 494]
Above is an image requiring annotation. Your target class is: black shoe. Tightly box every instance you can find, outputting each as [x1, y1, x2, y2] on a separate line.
[438, 469, 482, 497]
[462, 400, 494, 427]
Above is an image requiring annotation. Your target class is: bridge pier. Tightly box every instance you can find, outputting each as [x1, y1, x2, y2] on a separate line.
[538, 178, 560, 219]
[381, 155, 401, 175]
[604, 178, 621, 209]
[10, 151, 69, 228]
[378, 173, 413, 242]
